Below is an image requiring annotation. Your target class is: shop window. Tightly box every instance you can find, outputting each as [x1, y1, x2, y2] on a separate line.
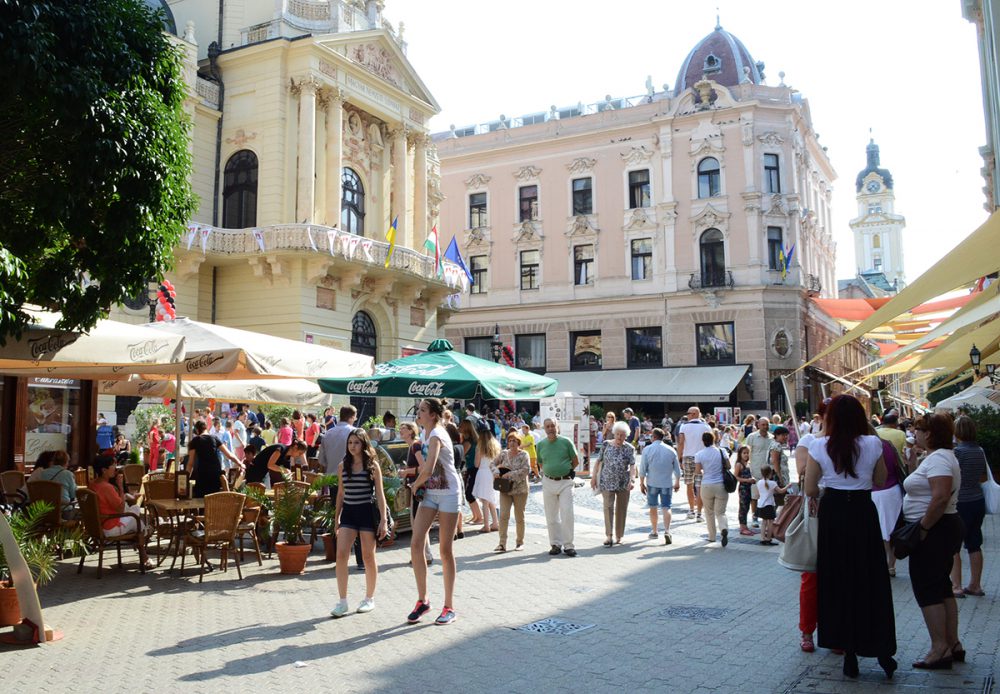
[696, 322, 736, 365]
[515, 334, 546, 373]
[570, 330, 602, 370]
[627, 327, 662, 368]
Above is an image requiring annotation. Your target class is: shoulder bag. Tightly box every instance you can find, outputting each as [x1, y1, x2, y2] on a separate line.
[890, 519, 921, 559]
[983, 463, 1000, 515]
[720, 449, 738, 493]
[778, 494, 818, 572]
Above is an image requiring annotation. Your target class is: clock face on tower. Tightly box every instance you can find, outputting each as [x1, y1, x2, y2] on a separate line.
[866, 180, 880, 193]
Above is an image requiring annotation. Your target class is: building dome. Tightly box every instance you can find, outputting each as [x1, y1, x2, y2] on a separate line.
[855, 139, 893, 191]
[673, 23, 763, 96]
[144, 0, 177, 35]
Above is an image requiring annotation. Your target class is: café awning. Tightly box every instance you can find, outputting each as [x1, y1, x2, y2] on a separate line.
[542, 365, 750, 403]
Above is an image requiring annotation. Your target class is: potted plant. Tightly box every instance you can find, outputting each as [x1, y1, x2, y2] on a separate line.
[0, 502, 86, 626]
[311, 502, 338, 562]
[245, 473, 338, 575]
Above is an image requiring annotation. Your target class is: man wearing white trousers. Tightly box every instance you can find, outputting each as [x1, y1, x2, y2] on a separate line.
[536, 419, 580, 557]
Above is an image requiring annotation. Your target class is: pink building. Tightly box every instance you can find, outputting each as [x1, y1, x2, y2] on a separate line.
[435, 24, 845, 416]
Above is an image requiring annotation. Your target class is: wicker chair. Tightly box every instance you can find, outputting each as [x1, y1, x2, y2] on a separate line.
[236, 492, 264, 566]
[179, 492, 246, 583]
[122, 465, 145, 495]
[76, 488, 147, 578]
[26, 480, 76, 534]
[73, 468, 89, 488]
[143, 479, 180, 566]
[1, 470, 26, 505]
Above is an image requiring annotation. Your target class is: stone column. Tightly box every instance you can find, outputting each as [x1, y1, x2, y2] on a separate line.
[391, 126, 410, 249]
[294, 77, 318, 223]
[413, 133, 428, 246]
[324, 88, 346, 228]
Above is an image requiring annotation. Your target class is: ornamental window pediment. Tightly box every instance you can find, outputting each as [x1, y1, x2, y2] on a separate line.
[513, 220, 544, 254]
[565, 214, 600, 248]
[464, 173, 491, 189]
[691, 203, 730, 236]
[623, 207, 656, 231]
[566, 157, 597, 175]
[621, 145, 655, 166]
[513, 165, 543, 182]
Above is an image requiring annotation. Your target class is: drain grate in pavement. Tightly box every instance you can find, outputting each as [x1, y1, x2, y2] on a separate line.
[656, 605, 731, 621]
[515, 617, 596, 636]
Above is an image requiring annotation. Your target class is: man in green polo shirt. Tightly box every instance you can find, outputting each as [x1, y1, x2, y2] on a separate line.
[536, 418, 580, 557]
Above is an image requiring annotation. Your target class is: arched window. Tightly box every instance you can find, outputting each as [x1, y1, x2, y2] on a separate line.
[222, 150, 258, 228]
[342, 168, 365, 236]
[700, 228, 726, 287]
[697, 157, 721, 198]
[350, 311, 377, 420]
[872, 234, 881, 249]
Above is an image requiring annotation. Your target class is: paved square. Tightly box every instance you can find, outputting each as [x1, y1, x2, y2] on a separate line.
[6, 482, 998, 693]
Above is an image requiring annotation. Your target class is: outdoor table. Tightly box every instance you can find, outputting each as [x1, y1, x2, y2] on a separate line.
[149, 498, 207, 571]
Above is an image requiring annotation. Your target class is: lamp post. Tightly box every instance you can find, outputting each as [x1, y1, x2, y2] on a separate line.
[987, 362, 998, 387]
[490, 324, 502, 363]
[970, 344, 982, 377]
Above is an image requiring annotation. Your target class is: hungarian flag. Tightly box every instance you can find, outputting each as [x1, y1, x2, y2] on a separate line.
[384, 216, 398, 268]
[423, 225, 443, 278]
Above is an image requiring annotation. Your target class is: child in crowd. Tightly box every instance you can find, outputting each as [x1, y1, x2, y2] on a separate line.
[755, 464, 786, 545]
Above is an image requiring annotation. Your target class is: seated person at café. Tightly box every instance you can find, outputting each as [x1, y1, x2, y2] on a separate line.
[25, 450, 79, 516]
[91, 455, 148, 552]
[248, 440, 308, 485]
[186, 420, 243, 497]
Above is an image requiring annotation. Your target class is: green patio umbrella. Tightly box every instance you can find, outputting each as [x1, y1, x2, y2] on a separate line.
[317, 339, 557, 400]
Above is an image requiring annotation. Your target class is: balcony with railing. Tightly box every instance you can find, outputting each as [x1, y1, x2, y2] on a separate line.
[689, 271, 735, 290]
[177, 224, 453, 288]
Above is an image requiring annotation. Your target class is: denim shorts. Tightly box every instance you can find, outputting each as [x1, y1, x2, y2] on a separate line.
[421, 491, 462, 514]
[646, 486, 673, 509]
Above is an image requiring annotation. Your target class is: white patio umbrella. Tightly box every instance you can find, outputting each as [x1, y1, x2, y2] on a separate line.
[0, 308, 185, 369]
[98, 376, 337, 409]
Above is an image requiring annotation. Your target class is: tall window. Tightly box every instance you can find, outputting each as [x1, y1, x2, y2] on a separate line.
[699, 228, 726, 287]
[515, 334, 546, 373]
[873, 234, 881, 249]
[631, 238, 652, 280]
[520, 250, 540, 290]
[570, 330, 602, 370]
[764, 153, 781, 193]
[470, 255, 488, 294]
[469, 192, 488, 228]
[697, 157, 721, 198]
[767, 227, 783, 271]
[222, 150, 258, 228]
[464, 336, 492, 360]
[574, 244, 594, 286]
[572, 177, 593, 215]
[350, 311, 377, 419]
[519, 185, 538, 221]
[873, 256, 882, 271]
[696, 322, 736, 366]
[627, 327, 662, 368]
[628, 169, 651, 209]
[341, 168, 365, 235]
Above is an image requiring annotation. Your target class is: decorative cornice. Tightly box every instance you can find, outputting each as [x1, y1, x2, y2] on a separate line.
[513, 220, 544, 245]
[758, 131, 785, 147]
[565, 214, 599, 238]
[621, 146, 654, 166]
[691, 203, 730, 233]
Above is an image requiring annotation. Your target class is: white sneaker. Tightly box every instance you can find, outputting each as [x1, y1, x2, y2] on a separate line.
[330, 601, 350, 618]
[356, 597, 375, 614]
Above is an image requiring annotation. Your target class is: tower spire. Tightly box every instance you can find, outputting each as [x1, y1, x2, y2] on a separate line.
[715, 5, 721, 30]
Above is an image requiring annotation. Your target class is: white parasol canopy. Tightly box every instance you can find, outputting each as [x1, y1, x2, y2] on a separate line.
[98, 376, 337, 408]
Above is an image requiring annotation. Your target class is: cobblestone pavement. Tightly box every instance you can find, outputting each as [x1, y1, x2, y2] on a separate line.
[6, 476, 999, 693]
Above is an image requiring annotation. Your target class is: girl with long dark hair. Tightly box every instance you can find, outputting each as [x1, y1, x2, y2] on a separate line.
[805, 394, 896, 679]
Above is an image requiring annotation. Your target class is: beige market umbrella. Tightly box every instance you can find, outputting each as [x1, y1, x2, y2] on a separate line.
[98, 376, 337, 408]
[0, 308, 185, 369]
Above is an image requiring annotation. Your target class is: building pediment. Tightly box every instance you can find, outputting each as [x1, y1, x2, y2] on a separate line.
[691, 203, 730, 233]
[513, 220, 544, 245]
[315, 30, 440, 113]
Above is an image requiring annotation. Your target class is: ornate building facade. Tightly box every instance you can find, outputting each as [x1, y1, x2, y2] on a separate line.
[108, 0, 453, 420]
[435, 23, 851, 416]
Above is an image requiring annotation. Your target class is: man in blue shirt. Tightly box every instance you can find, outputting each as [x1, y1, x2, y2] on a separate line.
[623, 408, 641, 446]
[639, 428, 682, 545]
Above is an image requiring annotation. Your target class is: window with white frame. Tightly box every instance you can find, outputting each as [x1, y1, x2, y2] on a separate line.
[469, 192, 488, 228]
[520, 249, 540, 290]
[574, 244, 594, 286]
[697, 157, 721, 198]
[519, 185, 538, 222]
[572, 177, 593, 215]
[764, 153, 781, 194]
[514, 334, 546, 373]
[628, 169, 651, 209]
[631, 238, 652, 280]
[464, 336, 492, 360]
[470, 255, 488, 294]
[767, 227, 783, 271]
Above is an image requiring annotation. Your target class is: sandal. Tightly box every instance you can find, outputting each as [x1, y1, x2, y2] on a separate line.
[602, 539, 613, 547]
[493, 544, 506, 553]
[962, 587, 986, 597]
[800, 633, 815, 653]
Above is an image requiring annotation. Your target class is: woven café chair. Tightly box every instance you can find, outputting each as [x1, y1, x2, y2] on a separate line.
[73, 467, 89, 488]
[143, 479, 181, 566]
[219, 474, 231, 492]
[26, 480, 77, 536]
[76, 488, 147, 578]
[1, 470, 26, 505]
[123, 465, 145, 495]
[179, 492, 246, 583]
[236, 491, 264, 566]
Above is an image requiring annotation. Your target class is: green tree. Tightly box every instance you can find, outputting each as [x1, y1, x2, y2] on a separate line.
[927, 374, 973, 406]
[0, 0, 195, 342]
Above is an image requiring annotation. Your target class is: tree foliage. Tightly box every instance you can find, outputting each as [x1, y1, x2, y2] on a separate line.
[926, 374, 974, 406]
[0, 0, 195, 342]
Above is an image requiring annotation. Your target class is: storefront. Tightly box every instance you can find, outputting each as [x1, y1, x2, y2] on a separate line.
[0, 375, 98, 471]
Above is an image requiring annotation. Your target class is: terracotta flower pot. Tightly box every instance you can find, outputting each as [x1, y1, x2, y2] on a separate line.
[275, 541, 311, 575]
[0, 583, 21, 627]
[321, 533, 336, 562]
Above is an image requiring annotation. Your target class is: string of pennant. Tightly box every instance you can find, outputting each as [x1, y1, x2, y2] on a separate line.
[184, 222, 470, 293]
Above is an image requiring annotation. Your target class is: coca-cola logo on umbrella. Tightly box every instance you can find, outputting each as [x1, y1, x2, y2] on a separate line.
[374, 363, 456, 378]
[347, 380, 380, 395]
[127, 339, 171, 362]
[185, 353, 225, 373]
[28, 333, 78, 359]
[408, 381, 445, 397]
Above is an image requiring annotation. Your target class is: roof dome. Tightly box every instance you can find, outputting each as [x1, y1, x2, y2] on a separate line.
[674, 23, 763, 96]
[144, 0, 177, 35]
[855, 139, 894, 191]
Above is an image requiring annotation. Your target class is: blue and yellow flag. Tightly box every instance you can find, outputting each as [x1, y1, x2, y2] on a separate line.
[384, 216, 398, 268]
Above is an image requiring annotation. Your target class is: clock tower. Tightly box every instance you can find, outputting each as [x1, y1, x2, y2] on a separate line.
[849, 138, 906, 289]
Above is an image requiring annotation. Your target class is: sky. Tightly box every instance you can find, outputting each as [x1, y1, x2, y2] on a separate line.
[399, 0, 988, 283]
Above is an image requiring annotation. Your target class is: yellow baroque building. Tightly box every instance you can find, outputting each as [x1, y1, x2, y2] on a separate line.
[110, 0, 455, 421]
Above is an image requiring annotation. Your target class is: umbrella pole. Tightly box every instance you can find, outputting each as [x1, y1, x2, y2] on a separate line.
[174, 375, 182, 470]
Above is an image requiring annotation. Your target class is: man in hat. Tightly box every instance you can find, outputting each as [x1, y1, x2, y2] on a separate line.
[876, 408, 907, 470]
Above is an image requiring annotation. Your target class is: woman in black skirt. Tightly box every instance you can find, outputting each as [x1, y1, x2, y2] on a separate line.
[805, 394, 896, 679]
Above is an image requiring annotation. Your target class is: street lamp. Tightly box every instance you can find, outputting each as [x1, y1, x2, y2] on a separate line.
[970, 344, 982, 376]
[987, 362, 997, 386]
[490, 324, 502, 363]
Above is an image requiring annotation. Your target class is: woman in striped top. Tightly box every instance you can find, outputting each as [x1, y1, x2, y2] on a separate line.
[330, 428, 387, 618]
